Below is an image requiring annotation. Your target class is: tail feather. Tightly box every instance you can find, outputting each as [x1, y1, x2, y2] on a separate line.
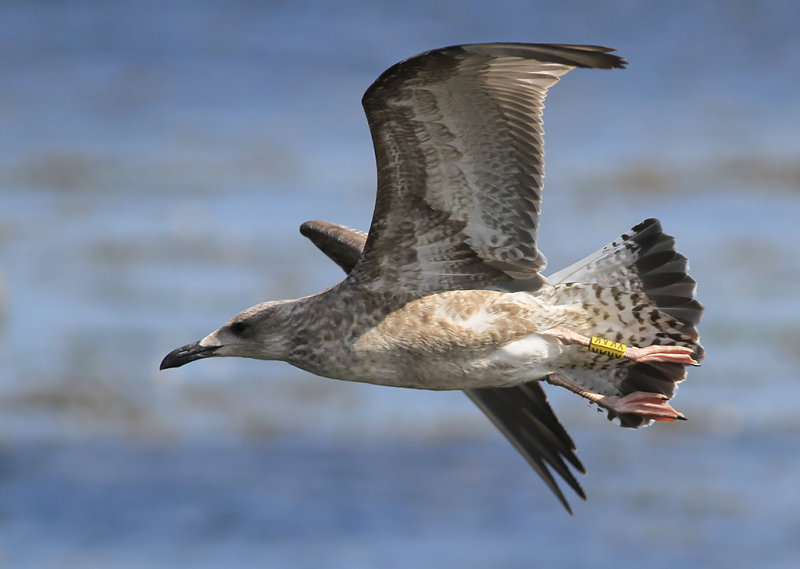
[548, 218, 703, 328]
[546, 219, 704, 428]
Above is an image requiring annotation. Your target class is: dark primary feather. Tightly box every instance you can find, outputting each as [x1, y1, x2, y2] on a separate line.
[300, 218, 586, 510]
[466, 384, 585, 513]
[351, 43, 626, 294]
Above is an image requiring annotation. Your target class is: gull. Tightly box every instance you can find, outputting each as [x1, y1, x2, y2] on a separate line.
[161, 43, 704, 513]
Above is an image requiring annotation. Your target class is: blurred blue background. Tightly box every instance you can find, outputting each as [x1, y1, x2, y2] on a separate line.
[1, 1, 799, 567]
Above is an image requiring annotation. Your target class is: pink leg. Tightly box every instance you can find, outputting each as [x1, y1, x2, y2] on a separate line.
[596, 391, 686, 422]
[624, 344, 698, 365]
[542, 327, 699, 366]
[546, 373, 686, 423]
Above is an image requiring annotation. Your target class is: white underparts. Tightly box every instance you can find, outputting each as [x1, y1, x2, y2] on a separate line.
[486, 333, 563, 381]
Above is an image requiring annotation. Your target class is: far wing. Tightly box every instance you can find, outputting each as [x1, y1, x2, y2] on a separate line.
[466, 384, 585, 513]
[300, 220, 366, 274]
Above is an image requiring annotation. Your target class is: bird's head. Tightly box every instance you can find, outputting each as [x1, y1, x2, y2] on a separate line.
[160, 300, 296, 370]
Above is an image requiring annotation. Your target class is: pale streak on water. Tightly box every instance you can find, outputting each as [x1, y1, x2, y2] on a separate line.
[1, 1, 799, 568]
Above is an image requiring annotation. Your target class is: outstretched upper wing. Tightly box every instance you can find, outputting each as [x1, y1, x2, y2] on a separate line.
[350, 43, 626, 293]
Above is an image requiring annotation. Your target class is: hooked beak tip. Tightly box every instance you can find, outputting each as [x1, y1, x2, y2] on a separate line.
[160, 341, 219, 370]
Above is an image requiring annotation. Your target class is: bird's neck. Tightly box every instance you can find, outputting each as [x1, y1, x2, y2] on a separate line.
[281, 282, 411, 378]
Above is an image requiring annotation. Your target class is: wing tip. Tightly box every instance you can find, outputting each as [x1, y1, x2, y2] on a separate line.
[458, 42, 628, 70]
[364, 42, 626, 105]
[550, 44, 628, 69]
[299, 219, 367, 274]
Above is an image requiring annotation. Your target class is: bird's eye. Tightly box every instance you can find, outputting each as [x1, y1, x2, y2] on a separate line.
[230, 321, 247, 335]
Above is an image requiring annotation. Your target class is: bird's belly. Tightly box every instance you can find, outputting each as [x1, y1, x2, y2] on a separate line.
[469, 333, 564, 387]
[340, 333, 564, 390]
[488, 333, 563, 371]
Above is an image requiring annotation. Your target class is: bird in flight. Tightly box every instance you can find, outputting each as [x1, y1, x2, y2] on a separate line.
[161, 43, 704, 513]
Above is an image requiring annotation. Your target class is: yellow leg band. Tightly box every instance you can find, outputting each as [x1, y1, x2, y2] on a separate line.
[589, 336, 627, 359]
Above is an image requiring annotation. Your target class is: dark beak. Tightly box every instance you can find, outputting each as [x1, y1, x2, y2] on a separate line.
[160, 341, 219, 370]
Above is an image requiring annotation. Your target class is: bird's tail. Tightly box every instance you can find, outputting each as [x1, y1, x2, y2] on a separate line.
[545, 218, 704, 427]
[547, 218, 703, 325]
